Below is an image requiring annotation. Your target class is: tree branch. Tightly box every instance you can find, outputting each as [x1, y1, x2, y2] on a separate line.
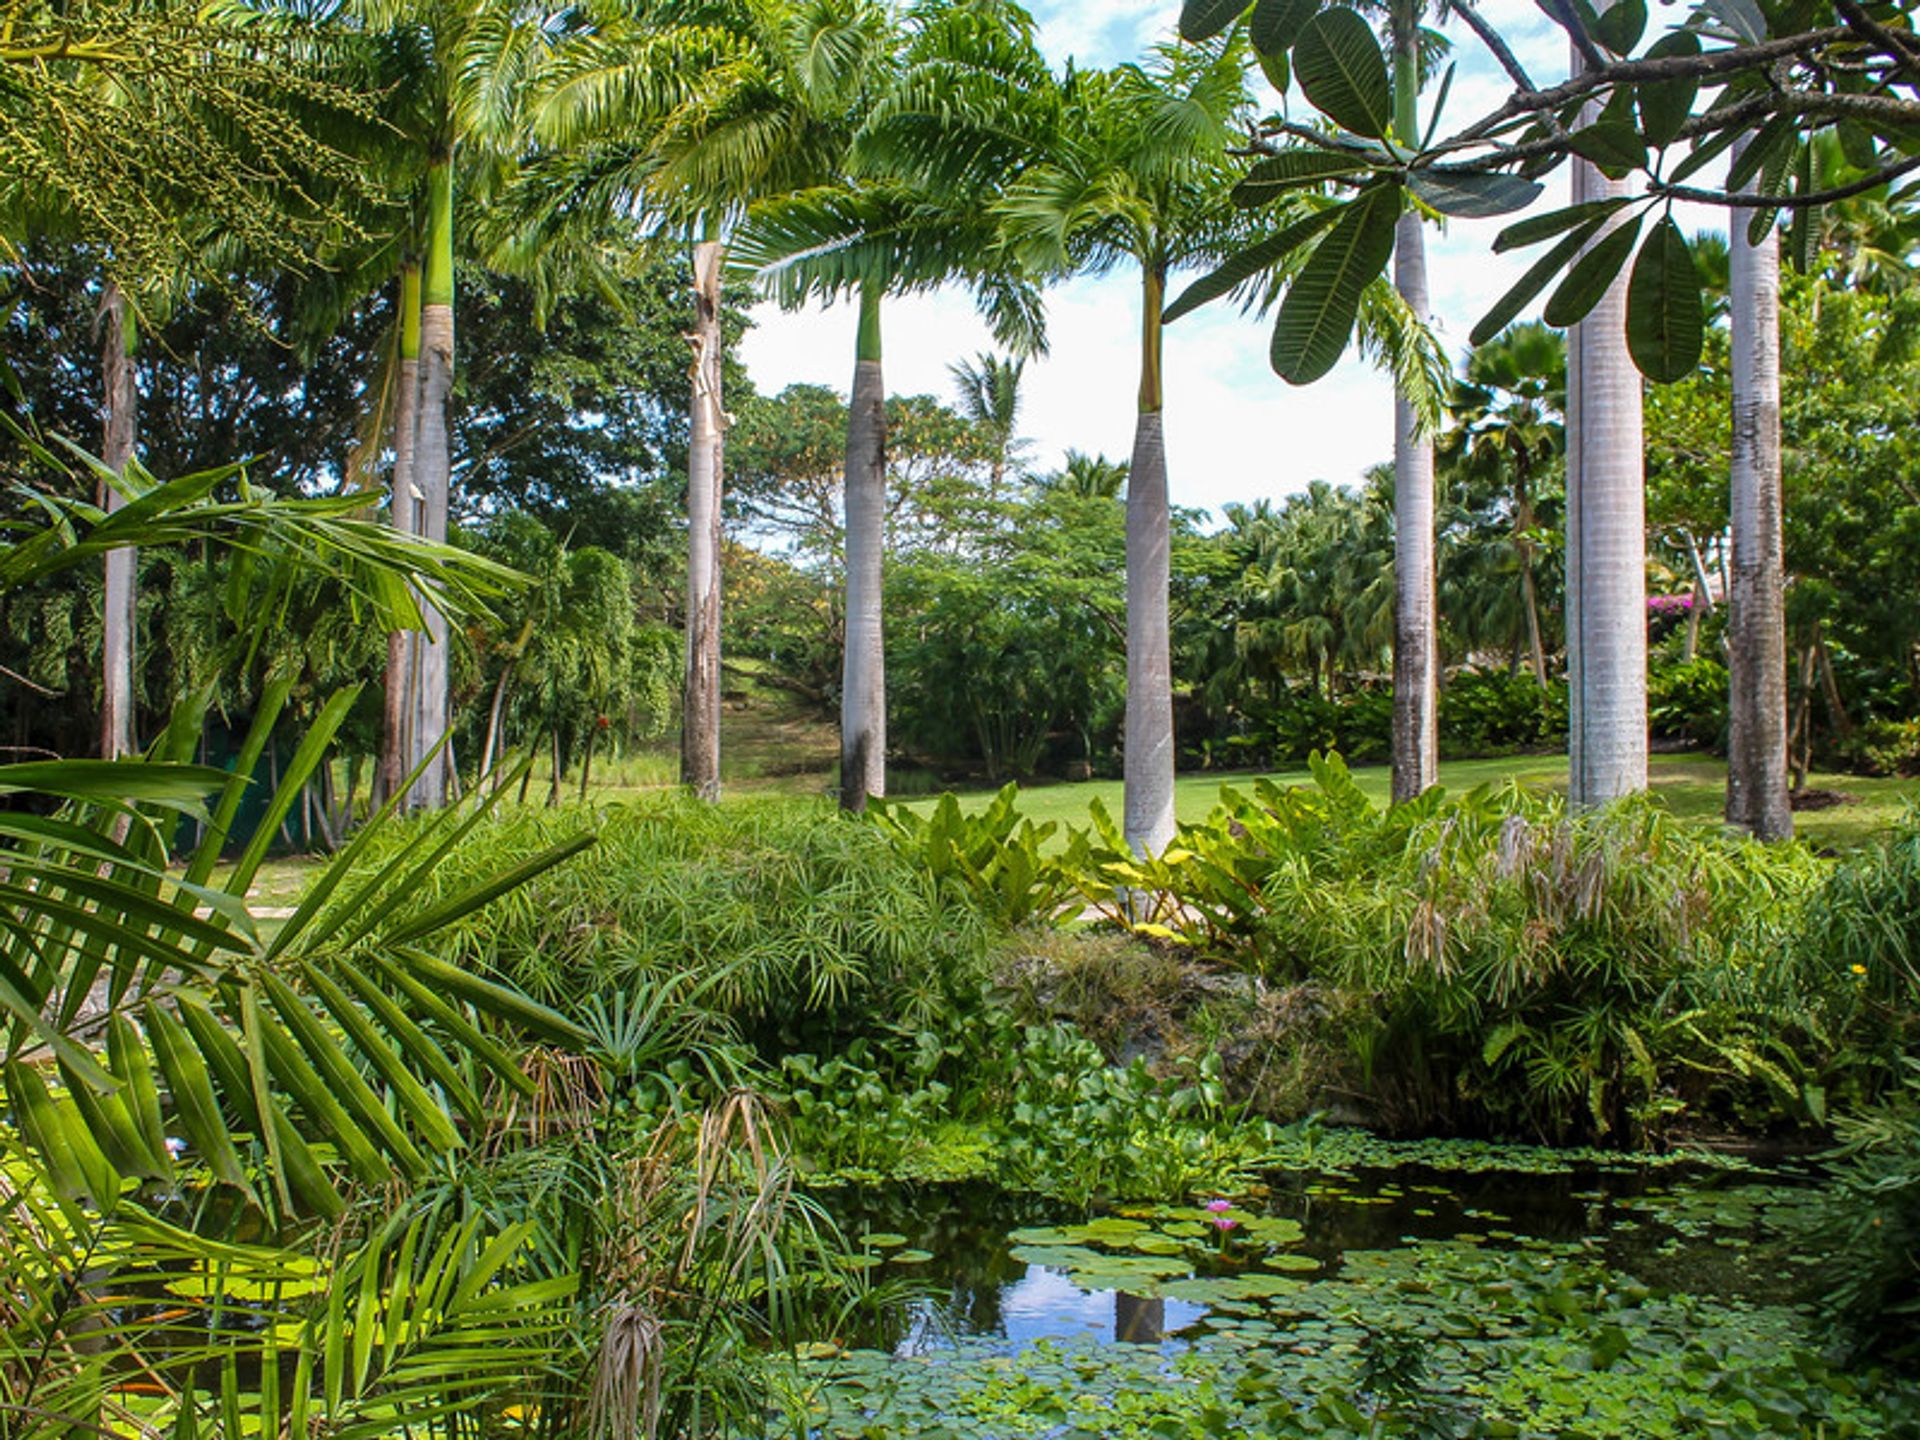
[1652, 149, 1920, 205]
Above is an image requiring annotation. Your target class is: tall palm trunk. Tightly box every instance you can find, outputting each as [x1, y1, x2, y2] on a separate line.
[381, 260, 424, 804]
[1124, 262, 1175, 857]
[1389, 0, 1437, 803]
[406, 157, 455, 809]
[681, 235, 725, 800]
[1565, 27, 1647, 807]
[1726, 156, 1792, 840]
[1514, 453, 1550, 686]
[840, 280, 886, 811]
[99, 281, 138, 759]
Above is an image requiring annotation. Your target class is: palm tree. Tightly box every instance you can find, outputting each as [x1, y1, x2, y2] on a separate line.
[950, 350, 1030, 497]
[1565, 28, 1647, 808]
[1725, 155, 1791, 839]
[728, 0, 1052, 811]
[1443, 322, 1566, 687]
[997, 36, 1257, 857]
[342, 0, 562, 809]
[535, 0, 892, 801]
[1388, 0, 1437, 802]
[98, 281, 138, 758]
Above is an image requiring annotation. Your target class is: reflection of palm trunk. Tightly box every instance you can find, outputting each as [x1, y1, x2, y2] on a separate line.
[682, 238, 725, 800]
[1114, 1292, 1164, 1344]
[100, 281, 137, 759]
[840, 281, 886, 811]
[1124, 263, 1175, 858]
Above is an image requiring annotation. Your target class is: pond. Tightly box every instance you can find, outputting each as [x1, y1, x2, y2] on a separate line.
[784, 1148, 1918, 1439]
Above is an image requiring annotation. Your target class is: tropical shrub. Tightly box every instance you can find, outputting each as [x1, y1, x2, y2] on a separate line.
[867, 783, 1076, 928]
[1842, 717, 1920, 778]
[1056, 755, 1835, 1141]
[1814, 1061, 1920, 1364]
[1647, 654, 1730, 749]
[356, 794, 996, 1039]
[1437, 668, 1566, 754]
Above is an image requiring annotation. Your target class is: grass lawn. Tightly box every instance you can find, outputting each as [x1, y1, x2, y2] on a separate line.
[900, 752, 1919, 852]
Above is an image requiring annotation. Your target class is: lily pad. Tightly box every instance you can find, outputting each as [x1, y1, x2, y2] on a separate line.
[859, 1231, 908, 1248]
[889, 1248, 934, 1265]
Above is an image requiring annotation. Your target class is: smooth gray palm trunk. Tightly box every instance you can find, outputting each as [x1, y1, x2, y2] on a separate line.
[1565, 35, 1648, 807]
[382, 343, 422, 804]
[1726, 175, 1792, 840]
[840, 350, 887, 811]
[408, 300, 454, 809]
[1391, 210, 1438, 802]
[681, 239, 726, 801]
[99, 281, 137, 760]
[1124, 409, 1175, 856]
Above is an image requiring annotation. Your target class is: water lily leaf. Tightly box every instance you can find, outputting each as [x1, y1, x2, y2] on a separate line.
[890, 1248, 934, 1265]
[860, 1231, 908, 1248]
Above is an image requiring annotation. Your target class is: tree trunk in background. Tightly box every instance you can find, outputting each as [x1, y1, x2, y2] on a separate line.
[1566, 29, 1647, 807]
[406, 158, 455, 809]
[840, 281, 887, 812]
[1390, 0, 1437, 803]
[99, 281, 138, 759]
[1726, 165, 1792, 841]
[1124, 263, 1175, 858]
[681, 236, 726, 800]
[382, 260, 424, 804]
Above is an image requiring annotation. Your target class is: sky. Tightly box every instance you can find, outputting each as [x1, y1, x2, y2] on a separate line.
[736, 0, 1641, 525]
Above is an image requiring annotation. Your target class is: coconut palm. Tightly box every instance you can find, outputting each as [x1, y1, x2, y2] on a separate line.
[995, 36, 1257, 857]
[1725, 159, 1791, 839]
[535, 0, 894, 801]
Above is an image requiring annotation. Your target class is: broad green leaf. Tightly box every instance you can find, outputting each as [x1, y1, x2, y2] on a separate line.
[1293, 7, 1392, 140]
[1669, 122, 1744, 185]
[1493, 197, 1630, 252]
[1542, 215, 1643, 327]
[1180, 0, 1248, 41]
[1271, 184, 1401, 384]
[1568, 120, 1646, 179]
[1232, 147, 1370, 206]
[1163, 204, 1345, 323]
[1407, 170, 1543, 218]
[1593, 0, 1646, 54]
[1472, 214, 1613, 344]
[1636, 31, 1701, 147]
[1625, 218, 1704, 381]
[1250, 0, 1319, 54]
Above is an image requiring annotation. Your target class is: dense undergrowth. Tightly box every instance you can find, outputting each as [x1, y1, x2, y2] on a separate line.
[342, 764, 1920, 1376]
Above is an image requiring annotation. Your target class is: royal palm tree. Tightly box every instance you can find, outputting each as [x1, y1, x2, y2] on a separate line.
[535, 0, 893, 800]
[726, 0, 1052, 810]
[1565, 24, 1647, 807]
[996, 36, 1257, 857]
[1725, 158, 1791, 839]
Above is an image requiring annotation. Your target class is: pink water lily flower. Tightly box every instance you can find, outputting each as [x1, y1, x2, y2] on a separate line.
[1204, 1198, 1232, 1213]
[1211, 1216, 1238, 1232]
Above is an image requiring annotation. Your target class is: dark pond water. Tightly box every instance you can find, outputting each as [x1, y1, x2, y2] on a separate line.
[823, 1159, 1815, 1358]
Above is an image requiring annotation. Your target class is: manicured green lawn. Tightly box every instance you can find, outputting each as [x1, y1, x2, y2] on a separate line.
[902, 752, 1919, 851]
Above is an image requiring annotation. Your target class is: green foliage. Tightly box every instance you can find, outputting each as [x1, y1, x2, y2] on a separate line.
[1647, 654, 1729, 749]
[355, 794, 995, 1034]
[868, 784, 1076, 928]
[1816, 1061, 1920, 1362]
